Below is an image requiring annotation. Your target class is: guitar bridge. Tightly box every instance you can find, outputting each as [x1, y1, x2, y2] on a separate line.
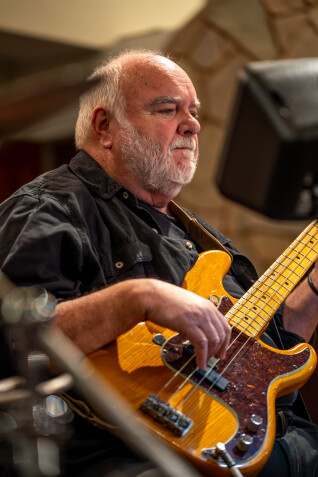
[139, 394, 193, 436]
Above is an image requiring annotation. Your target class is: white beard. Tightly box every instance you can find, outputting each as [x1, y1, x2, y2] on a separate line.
[119, 121, 198, 197]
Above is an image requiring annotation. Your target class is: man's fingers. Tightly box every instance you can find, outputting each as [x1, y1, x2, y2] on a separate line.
[198, 306, 231, 363]
[188, 310, 231, 369]
[186, 328, 208, 370]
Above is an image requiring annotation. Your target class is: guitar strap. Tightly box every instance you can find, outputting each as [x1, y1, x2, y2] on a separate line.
[169, 201, 232, 259]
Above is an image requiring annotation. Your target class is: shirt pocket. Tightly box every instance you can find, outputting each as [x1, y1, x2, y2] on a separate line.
[110, 240, 153, 278]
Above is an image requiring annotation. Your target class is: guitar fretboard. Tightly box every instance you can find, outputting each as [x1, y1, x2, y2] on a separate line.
[226, 220, 318, 337]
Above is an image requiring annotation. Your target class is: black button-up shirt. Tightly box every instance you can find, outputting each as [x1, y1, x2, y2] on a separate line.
[0, 150, 258, 300]
[0, 150, 305, 355]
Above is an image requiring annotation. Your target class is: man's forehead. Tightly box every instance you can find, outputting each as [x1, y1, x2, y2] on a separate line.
[120, 57, 198, 106]
[122, 76, 200, 112]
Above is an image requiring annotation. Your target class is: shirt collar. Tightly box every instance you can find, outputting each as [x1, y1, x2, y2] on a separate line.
[69, 149, 122, 199]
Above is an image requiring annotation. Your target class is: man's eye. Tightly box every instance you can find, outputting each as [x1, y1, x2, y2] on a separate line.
[159, 108, 175, 114]
[191, 111, 199, 119]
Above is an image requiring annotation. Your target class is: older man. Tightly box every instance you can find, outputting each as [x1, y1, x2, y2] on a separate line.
[0, 50, 317, 476]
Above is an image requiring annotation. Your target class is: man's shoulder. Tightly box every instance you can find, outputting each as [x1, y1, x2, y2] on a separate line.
[1, 163, 76, 204]
[2, 149, 101, 206]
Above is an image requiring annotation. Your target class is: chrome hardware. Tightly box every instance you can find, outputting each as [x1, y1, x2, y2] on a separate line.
[152, 334, 166, 346]
[247, 414, 263, 433]
[140, 394, 193, 436]
[236, 433, 253, 452]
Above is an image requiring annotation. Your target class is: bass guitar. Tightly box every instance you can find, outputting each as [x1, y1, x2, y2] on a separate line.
[87, 220, 318, 476]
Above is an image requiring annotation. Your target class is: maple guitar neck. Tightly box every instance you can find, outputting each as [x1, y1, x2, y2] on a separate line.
[227, 220, 318, 337]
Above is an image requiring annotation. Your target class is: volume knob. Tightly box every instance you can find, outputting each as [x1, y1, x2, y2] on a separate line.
[236, 434, 253, 452]
[247, 414, 263, 433]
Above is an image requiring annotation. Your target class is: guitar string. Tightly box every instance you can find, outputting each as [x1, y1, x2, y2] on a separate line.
[158, 223, 318, 413]
[179, 226, 318, 417]
[227, 225, 318, 335]
[156, 224, 318, 407]
[225, 229, 317, 341]
[225, 227, 318, 342]
[237, 257, 306, 349]
[159, 235, 315, 410]
[176, 229, 318, 417]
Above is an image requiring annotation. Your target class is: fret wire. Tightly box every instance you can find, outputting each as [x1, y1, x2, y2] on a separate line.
[201, 221, 317, 416]
[248, 285, 282, 306]
[266, 263, 298, 278]
[248, 286, 284, 305]
[256, 279, 287, 300]
[228, 320, 260, 333]
[250, 287, 279, 311]
[297, 241, 317, 253]
[261, 277, 292, 293]
[227, 307, 265, 326]
[295, 247, 317, 260]
[283, 248, 306, 258]
[268, 261, 300, 279]
[232, 302, 270, 321]
[160, 221, 318, 420]
[227, 309, 269, 329]
[261, 280, 293, 295]
[227, 221, 318, 331]
[272, 264, 305, 279]
[234, 307, 269, 324]
[228, 221, 318, 335]
[267, 259, 314, 282]
[282, 249, 307, 265]
[227, 288, 279, 318]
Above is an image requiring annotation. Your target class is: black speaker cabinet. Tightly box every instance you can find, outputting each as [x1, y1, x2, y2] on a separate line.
[216, 59, 318, 220]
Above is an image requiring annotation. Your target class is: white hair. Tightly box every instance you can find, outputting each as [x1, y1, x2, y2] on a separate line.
[75, 58, 124, 149]
[74, 49, 167, 149]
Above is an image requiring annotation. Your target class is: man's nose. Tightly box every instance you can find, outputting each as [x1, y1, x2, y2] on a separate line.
[177, 114, 201, 136]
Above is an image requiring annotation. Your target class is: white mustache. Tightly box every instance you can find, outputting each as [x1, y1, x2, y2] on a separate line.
[170, 138, 196, 151]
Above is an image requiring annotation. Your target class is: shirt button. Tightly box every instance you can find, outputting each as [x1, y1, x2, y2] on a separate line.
[185, 241, 193, 250]
[115, 261, 124, 269]
[122, 191, 129, 199]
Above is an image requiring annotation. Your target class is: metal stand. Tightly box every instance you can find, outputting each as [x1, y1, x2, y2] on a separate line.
[0, 273, 202, 477]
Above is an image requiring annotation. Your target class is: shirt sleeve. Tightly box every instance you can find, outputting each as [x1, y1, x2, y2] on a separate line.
[0, 194, 86, 299]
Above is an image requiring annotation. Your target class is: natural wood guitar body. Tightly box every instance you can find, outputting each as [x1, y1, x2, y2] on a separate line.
[87, 249, 317, 477]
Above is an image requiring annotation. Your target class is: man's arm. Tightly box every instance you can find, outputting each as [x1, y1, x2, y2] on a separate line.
[283, 264, 318, 343]
[53, 278, 231, 370]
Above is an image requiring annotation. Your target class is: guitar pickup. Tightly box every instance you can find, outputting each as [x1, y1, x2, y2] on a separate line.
[196, 368, 229, 392]
[139, 394, 193, 436]
[183, 345, 229, 392]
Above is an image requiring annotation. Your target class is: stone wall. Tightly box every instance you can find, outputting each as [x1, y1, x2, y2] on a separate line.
[167, 0, 318, 274]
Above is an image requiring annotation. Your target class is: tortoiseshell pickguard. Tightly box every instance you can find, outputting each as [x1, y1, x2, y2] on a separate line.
[162, 300, 312, 465]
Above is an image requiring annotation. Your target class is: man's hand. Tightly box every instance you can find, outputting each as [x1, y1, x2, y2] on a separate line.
[54, 278, 231, 370]
[140, 280, 231, 370]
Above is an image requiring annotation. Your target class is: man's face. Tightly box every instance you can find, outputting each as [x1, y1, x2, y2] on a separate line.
[115, 58, 201, 197]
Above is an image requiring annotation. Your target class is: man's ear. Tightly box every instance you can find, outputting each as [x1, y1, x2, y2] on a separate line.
[91, 106, 114, 149]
